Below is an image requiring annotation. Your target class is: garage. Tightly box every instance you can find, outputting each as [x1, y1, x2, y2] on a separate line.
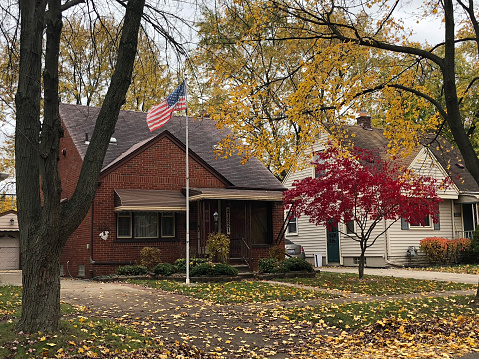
[0, 210, 20, 270]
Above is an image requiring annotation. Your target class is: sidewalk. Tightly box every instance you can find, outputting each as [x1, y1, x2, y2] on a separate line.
[319, 266, 479, 284]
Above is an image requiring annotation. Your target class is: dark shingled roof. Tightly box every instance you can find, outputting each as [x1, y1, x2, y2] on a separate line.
[325, 123, 479, 194]
[424, 134, 479, 193]
[59, 103, 285, 191]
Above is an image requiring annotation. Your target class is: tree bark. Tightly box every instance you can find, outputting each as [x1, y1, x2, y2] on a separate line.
[358, 241, 366, 280]
[15, 0, 145, 332]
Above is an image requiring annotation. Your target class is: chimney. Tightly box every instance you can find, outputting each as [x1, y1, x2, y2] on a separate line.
[356, 110, 372, 130]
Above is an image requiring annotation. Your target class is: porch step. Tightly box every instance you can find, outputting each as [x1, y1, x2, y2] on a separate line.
[229, 257, 253, 275]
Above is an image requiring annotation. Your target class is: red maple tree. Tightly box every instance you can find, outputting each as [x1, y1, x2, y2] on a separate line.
[284, 146, 448, 279]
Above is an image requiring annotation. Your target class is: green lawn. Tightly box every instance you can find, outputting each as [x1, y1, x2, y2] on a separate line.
[275, 272, 475, 295]
[129, 279, 337, 303]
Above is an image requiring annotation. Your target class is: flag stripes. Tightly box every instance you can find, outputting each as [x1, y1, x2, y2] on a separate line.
[146, 81, 186, 132]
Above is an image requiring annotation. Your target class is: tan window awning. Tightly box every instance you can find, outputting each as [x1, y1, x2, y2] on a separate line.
[114, 189, 187, 212]
[188, 188, 284, 202]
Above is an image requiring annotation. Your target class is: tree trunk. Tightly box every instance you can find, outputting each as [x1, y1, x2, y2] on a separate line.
[18, 230, 64, 332]
[15, 0, 145, 333]
[358, 242, 366, 280]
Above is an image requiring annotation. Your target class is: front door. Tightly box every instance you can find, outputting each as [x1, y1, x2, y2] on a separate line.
[327, 222, 340, 263]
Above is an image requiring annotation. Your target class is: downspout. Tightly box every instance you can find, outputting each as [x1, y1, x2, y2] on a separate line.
[90, 200, 132, 267]
[451, 200, 456, 239]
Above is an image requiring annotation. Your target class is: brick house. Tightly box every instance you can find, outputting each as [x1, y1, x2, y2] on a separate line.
[58, 104, 286, 278]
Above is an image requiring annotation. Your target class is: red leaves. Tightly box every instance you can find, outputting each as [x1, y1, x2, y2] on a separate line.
[284, 146, 446, 234]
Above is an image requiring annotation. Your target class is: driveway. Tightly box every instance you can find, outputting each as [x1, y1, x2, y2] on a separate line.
[1, 268, 478, 358]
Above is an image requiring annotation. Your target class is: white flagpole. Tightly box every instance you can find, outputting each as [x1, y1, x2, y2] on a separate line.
[185, 79, 190, 285]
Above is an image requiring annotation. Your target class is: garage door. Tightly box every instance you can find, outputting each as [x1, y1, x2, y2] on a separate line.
[0, 234, 20, 270]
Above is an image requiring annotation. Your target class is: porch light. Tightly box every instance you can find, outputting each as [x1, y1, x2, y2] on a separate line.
[10, 218, 14, 225]
[213, 211, 219, 234]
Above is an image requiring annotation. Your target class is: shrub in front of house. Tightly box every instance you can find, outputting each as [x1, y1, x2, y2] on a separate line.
[211, 263, 239, 276]
[277, 257, 314, 272]
[258, 258, 280, 273]
[153, 262, 175, 276]
[189, 262, 238, 277]
[206, 233, 230, 263]
[420, 237, 472, 264]
[420, 237, 448, 264]
[116, 265, 148, 276]
[174, 258, 210, 273]
[447, 237, 471, 263]
[259, 257, 313, 273]
[268, 246, 285, 261]
[140, 247, 162, 271]
[466, 227, 479, 263]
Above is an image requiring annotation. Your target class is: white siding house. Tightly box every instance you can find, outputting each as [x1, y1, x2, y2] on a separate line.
[283, 114, 479, 267]
[0, 210, 20, 270]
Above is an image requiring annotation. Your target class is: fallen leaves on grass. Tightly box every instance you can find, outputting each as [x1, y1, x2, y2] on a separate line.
[276, 272, 475, 295]
[131, 280, 335, 303]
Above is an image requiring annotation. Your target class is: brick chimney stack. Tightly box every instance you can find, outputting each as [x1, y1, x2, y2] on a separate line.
[357, 110, 372, 129]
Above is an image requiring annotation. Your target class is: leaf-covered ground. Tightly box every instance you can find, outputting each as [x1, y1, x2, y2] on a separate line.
[274, 272, 475, 295]
[129, 279, 338, 303]
[1, 272, 479, 358]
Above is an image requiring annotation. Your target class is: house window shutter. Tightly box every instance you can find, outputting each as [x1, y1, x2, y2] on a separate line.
[434, 215, 440, 230]
[401, 218, 409, 230]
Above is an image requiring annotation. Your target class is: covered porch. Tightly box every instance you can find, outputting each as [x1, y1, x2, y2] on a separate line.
[189, 188, 284, 269]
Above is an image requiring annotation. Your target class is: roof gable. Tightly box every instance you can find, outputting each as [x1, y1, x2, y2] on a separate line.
[60, 103, 285, 191]
[99, 130, 232, 186]
[284, 123, 479, 194]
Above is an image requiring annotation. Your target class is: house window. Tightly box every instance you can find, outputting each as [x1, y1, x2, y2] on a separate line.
[346, 220, 354, 234]
[116, 212, 175, 240]
[313, 152, 326, 178]
[409, 216, 431, 228]
[118, 212, 132, 238]
[134, 212, 159, 238]
[161, 212, 175, 238]
[353, 257, 366, 265]
[287, 216, 298, 235]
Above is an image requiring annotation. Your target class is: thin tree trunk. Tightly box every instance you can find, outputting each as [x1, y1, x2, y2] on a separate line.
[358, 242, 366, 280]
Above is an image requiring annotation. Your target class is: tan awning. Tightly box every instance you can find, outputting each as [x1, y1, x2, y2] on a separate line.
[188, 188, 283, 202]
[114, 189, 187, 212]
[456, 194, 479, 204]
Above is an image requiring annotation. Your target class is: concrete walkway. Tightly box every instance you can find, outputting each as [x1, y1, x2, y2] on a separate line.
[319, 266, 479, 284]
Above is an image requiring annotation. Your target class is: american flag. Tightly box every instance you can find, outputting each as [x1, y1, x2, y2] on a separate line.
[146, 81, 186, 132]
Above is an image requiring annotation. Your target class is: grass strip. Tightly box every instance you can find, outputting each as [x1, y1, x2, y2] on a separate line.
[275, 272, 475, 295]
[130, 279, 337, 303]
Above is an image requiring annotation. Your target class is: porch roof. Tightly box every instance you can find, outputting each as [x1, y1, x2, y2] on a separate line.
[188, 188, 284, 202]
[114, 189, 187, 212]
